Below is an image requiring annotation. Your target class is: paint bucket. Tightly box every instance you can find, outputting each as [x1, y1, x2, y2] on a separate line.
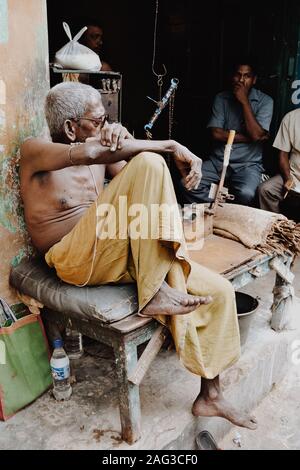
[235, 292, 259, 347]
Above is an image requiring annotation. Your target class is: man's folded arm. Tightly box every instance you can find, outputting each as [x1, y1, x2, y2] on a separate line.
[20, 137, 177, 176]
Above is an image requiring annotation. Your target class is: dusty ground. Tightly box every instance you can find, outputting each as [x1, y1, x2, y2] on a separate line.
[217, 258, 300, 450]
[219, 363, 300, 450]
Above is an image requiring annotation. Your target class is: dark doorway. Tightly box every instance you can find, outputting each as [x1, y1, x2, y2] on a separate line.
[47, 0, 300, 173]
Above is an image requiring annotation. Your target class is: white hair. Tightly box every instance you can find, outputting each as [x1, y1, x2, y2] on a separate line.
[45, 82, 101, 139]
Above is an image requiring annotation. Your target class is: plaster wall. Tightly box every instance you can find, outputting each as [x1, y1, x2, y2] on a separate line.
[0, 0, 49, 302]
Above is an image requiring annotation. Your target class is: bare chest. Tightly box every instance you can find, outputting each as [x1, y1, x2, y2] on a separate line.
[25, 165, 105, 212]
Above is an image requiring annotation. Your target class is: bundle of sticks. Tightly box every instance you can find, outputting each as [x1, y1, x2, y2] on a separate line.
[213, 204, 300, 260]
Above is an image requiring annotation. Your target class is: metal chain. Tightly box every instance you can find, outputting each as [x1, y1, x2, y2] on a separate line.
[166, 92, 176, 167]
[168, 92, 175, 139]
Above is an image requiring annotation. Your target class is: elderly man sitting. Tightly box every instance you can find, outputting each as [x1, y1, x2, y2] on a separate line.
[19, 82, 257, 429]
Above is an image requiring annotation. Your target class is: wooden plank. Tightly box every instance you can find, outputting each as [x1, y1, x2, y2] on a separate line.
[108, 313, 153, 334]
[269, 257, 294, 284]
[226, 254, 272, 280]
[113, 341, 141, 444]
[128, 325, 169, 385]
[188, 234, 259, 274]
[271, 257, 295, 331]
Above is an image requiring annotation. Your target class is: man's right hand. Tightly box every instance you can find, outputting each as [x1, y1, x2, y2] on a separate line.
[283, 177, 294, 193]
[171, 142, 202, 191]
[233, 82, 249, 105]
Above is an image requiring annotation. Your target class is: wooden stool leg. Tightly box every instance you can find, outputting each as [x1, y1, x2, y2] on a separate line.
[270, 257, 295, 331]
[113, 339, 141, 444]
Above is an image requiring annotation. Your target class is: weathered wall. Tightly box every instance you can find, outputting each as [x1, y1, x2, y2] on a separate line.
[0, 0, 49, 303]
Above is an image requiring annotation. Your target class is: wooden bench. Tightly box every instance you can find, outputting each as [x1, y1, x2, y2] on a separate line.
[9, 235, 294, 444]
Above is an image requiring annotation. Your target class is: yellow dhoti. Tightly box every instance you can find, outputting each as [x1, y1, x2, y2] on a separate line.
[45, 153, 240, 378]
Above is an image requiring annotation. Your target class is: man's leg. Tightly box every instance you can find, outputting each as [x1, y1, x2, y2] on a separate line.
[175, 159, 221, 204]
[229, 165, 262, 206]
[258, 174, 284, 213]
[183, 261, 256, 429]
[45, 153, 208, 314]
[192, 376, 257, 429]
[46, 153, 252, 428]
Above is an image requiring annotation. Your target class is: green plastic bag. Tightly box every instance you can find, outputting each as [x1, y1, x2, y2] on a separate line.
[0, 307, 52, 420]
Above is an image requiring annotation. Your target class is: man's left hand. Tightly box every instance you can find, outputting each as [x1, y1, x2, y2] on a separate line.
[100, 122, 134, 151]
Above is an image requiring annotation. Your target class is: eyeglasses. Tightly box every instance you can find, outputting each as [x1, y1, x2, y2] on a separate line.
[72, 114, 109, 128]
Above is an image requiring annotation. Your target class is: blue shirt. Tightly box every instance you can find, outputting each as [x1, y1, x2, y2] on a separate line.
[207, 88, 274, 170]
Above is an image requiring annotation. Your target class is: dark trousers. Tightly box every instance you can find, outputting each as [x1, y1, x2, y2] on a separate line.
[175, 159, 262, 206]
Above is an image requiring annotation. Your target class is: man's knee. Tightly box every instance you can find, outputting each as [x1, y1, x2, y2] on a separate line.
[234, 186, 256, 205]
[258, 179, 272, 198]
[216, 276, 235, 300]
[131, 152, 167, 173]
[178, 180, 211, 204]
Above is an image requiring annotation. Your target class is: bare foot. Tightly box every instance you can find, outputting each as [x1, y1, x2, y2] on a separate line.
[140, 281, 212, 317]
[192, 394, 257, 430]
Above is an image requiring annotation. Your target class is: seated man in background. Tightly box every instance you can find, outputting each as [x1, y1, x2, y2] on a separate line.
[177, 58, 273, 206]
[259, 108, 300, 216]
[20, 81, 257, 430]
[80, 22, 112, 71]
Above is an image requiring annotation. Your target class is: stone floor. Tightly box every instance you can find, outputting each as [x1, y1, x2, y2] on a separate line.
[0, 260, 299, 450]
[219, 363, 300, 450]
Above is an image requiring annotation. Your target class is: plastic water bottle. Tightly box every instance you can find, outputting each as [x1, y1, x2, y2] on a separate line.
[50, 338, 72, 401]
[64, 328, 83, 360]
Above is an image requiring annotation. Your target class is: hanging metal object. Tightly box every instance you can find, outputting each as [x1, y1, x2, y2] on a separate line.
[144, 0, 179, 144]
[145, 78, 179, 139]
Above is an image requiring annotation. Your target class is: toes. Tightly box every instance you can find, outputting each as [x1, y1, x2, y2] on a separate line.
[178, 294, 198, 307]
[247, 420, 258, 430]
[199, 296, 212, 305]
[178, 295, 212, 308]
[241, 415, 258, 430]
[174, 303, 198, 315]
[180, 297, 189, 307]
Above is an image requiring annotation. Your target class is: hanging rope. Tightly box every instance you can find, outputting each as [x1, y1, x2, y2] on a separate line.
[145, 0, 179, 148]
[151, 0, 167, 100]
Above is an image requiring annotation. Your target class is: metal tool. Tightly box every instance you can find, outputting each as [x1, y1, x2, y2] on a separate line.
[144, 78, 179, 138]
[208, 130, 236, 213]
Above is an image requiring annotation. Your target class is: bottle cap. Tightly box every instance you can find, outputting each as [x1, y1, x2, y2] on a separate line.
[53, 338, 63, 349]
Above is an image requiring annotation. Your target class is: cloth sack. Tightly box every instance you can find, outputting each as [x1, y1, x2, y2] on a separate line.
[54, 22, 101, 71]
[0, 300, 52, 420]
[213, 203, 300, 257]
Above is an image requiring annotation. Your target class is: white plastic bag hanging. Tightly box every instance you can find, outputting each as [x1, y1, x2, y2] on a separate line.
[54, 22, 101, 71]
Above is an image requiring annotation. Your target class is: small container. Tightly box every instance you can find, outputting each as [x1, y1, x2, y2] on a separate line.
[50, 338, 72, 401]
[235, 292, 259, 347]
[64, 328, 83, 360]
[182, 204, 205, 251]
